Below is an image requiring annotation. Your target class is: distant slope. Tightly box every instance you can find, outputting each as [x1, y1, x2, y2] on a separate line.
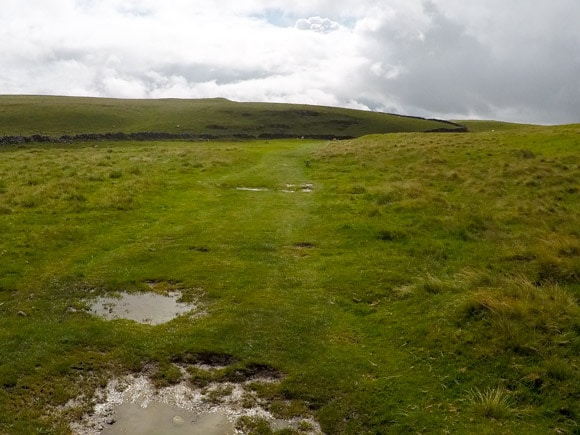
[453, 120, 536, 132]
[0, 95, 465, 139]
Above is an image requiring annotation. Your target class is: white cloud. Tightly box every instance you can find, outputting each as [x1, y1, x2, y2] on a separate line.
[295, 16, 340, 33]
[0, 0, 579, 124]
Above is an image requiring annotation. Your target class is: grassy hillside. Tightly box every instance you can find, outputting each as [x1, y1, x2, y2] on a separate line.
[0, 95, 463, 138]
[0, 125, 578, 434]
[453, 120, 536, 132]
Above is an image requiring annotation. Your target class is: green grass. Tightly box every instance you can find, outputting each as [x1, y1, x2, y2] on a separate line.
[0, 125, 578, 434]
[0, 95, 461, 137]
[453, 120, 536, 132]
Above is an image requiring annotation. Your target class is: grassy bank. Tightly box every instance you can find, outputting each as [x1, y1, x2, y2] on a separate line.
[0, 125, 578, 433]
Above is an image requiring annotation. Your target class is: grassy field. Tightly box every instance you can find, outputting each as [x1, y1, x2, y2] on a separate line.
[452, 120, 536, 132]
[0, 95, 463, 138]
[0, 124, 578, 433]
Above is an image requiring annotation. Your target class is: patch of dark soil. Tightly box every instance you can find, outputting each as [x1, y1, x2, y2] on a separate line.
[224, 363, 284, 382]
[187, 246, 209, 252]
[293, 242, 316, 249]
[171, 351, 238, 367]
[377, 230, 406, 241]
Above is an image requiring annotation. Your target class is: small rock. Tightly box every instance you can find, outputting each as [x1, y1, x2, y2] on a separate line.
[17, 311, 27, 317]
[172, 415, 185, 426]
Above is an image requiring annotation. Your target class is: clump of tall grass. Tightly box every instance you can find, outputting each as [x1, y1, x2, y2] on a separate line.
[459, 275, 579, 356]
[420, 273, 455, 294]
[405, 269, 494, 297]
[466, 386, 513, 419]
[532, 234, 580, 285]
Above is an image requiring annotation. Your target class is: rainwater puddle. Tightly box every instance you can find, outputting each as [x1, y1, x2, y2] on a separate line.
[284, 183, 314, 193]
[100, 403, 234, 435]
[89, 291, 195, 325]
[235, 184, 314, 193]
[235, 187, 269, 192]
[70, 371, 322, 435]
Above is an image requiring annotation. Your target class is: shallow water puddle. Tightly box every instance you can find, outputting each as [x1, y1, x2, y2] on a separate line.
[235, 184, 314, 193]
[89, 291, 195, 325]
[70, 372, 323, 435]
[100, 403, 234, 435]
[283, 183, 314, 193]
[235, 187, 269, 192]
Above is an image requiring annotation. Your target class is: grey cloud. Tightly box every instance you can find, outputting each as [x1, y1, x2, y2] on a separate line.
[351, 1, 580, 123]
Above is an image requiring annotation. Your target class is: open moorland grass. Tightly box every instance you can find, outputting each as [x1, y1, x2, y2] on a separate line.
[0, 95, 462, 138]
[452, 120, 537, 133]
[0, 125, 579, 434]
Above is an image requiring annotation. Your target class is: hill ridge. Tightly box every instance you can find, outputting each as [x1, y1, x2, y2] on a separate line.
[0, 95, 467, 138]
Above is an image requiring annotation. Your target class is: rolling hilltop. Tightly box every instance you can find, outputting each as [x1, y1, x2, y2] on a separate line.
[0, 95, 465, 140]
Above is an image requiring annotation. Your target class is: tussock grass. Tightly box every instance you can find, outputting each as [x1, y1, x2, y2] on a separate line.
[460, 276, 579, 355]
[466, 386, 513, 419]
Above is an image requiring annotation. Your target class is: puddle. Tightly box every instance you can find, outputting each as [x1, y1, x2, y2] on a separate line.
[100, 403, 234, 435]
[235, 184, 314, 193]
[283, 183, 314, 193]
[235, 187, 269, 192]
[69, 370, 322, 435]
[89, 291, 196, 325]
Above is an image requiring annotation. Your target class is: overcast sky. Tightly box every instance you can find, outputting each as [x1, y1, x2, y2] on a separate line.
[1, 0, 579, 124]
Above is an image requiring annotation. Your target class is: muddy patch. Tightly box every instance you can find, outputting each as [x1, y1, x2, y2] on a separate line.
[69, 363, 322, 435]
[88, 291, 197, 325]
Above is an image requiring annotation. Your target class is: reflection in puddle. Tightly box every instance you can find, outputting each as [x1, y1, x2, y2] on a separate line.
[89, 291, 195, 325]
